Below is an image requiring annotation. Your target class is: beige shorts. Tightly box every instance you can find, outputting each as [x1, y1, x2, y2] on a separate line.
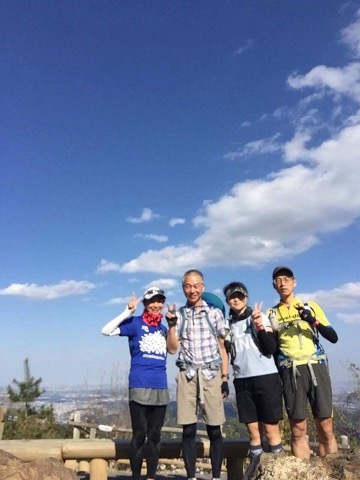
[176, 370, 225, 426]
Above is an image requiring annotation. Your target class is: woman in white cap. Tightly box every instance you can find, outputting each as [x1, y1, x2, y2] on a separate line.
[101, 287, 169, 480]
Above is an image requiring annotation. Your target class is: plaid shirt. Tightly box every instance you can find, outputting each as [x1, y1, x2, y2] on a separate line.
[176, 301, 226, 379]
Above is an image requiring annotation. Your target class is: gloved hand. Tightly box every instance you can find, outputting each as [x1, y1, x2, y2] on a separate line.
[221, 381, 229, 399]
[165, 303, 177, 327]
[295, 304, 316, 325]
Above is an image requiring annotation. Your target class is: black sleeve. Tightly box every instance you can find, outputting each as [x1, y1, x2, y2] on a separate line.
[257, 330, 277, 355]
[316, 324, 338, 344]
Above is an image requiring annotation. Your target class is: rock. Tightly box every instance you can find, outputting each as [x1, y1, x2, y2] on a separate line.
[244, 448, 360, 480]
[0, 449, 78, 480]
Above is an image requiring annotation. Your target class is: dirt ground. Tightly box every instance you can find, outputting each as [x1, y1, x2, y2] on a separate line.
[77, 470, 227, 479]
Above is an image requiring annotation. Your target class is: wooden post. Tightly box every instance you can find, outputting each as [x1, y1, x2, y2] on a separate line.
[90, 458, 108, 480]
[73, 411, 81, 439]
[78, 460, 90, 473]
[64, 459, 78, 471]
[227, 456, 245, 480]
[89, 427, 97, 439]
[0, 407, 7, 440]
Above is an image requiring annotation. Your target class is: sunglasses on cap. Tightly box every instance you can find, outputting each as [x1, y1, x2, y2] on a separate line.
[225, 286, 248, 299]
[143, 288, 166, 301]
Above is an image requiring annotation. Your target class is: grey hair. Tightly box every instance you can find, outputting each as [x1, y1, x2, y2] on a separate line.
[182, 269, 204, 285]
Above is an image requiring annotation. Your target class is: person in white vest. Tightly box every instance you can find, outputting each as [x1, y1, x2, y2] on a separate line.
[223, 281, 283, 461]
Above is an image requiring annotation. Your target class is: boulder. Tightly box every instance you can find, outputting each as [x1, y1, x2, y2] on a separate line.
[0, 449, 78, 480]
[244, 448, 360, 480]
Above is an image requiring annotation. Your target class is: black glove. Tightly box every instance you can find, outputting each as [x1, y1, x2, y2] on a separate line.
[165, 314, 177, 327]
[296, 304, 316, 325]
[221, 381, 229, 399]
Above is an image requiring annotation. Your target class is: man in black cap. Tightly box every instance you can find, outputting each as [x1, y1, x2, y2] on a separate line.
[267, 266, 338, 459]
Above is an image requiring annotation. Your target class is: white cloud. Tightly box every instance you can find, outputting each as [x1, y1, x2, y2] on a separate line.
[337, 313, 360, 324]
[102, 296, 130, 306]
[0, 280, 96, 300]
[135, 233, 168, 243]
[96, 259, 122, 274]
[143, 278, 179, 290]
[213, 288, 223, 296]
[127, 208, 160, 224]
[283, 131, 311, 162]
[272, 107, 288, 119]
[169, 218, 186, 227]
[118, 122, 360, 274]
[345, 108, 360, 125]
[223, 133, 282, 160]
[260, 107, 288, 122]
[101, 15, 360, 276]
[129, 278, 140, 283]
[297, 91, 326, 108]
[297, 282, 360, 311]
[241, 121, 251, 127]
[233, 38, 253, 55]
[287, 63, 360, 102]
[340, 8, 360, 58]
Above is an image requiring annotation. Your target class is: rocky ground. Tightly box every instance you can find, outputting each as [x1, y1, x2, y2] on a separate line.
[1, 448, 359, 480]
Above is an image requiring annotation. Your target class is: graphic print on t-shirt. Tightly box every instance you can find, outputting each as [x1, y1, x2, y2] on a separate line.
[140, 330, 167, 359]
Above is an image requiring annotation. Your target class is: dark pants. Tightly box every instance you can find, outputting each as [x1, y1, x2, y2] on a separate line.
[129, 401, 167, 480]
[182, 423, 223, 479]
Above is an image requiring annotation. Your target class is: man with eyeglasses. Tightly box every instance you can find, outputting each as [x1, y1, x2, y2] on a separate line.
[166, 269, 228, 480]
[268, 266, 338, 460]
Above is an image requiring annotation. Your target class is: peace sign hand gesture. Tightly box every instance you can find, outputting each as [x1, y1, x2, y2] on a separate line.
[251, 302, 263, 328]
[127, 292, 138, 313]
[165, 303, 177, 327]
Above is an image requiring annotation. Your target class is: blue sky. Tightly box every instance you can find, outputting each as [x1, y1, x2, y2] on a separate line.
[1, 1, 360, 390]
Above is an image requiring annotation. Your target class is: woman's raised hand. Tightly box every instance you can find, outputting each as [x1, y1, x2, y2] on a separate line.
[127, 292, 137, 313]
[251, 302, 263, 327]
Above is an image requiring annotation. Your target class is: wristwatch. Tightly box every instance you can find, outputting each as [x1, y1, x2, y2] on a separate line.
[221, 374, 230, 380]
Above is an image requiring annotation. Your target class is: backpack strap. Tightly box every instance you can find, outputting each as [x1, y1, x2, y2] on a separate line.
[273, 301, 328, 387]
[178, 307, 187, 339]
[178, 306, 217, 339]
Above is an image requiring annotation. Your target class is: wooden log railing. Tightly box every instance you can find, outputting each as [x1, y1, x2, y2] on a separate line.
[0, 407, 6, 440]
[0, 438, 249, 480]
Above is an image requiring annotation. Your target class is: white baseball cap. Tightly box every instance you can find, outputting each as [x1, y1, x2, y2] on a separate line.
[143, 287, 166, 301]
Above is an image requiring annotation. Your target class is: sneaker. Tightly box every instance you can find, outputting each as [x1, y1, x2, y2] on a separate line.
[243, 452, 261, 480]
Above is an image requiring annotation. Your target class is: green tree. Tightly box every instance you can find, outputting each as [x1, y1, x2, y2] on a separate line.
[3, 405, 72, 440]
[5, 359, 72, 440]
[7, 358, 44, 417]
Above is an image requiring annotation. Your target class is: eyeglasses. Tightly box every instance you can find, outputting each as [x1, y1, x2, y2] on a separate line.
[183, 283, 203, 291]
[274, 277, 293, 286]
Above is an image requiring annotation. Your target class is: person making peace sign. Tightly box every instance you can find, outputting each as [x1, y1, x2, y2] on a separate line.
[101, 287, 170, 480]
[223, 281, 284, 461]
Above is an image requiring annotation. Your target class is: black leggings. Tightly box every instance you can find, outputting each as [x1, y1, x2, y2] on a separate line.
[182, 423, 223, 478]
[129, 401, 167, 480]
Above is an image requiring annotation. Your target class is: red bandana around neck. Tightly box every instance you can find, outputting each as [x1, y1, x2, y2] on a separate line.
[142, 310, 163, 327]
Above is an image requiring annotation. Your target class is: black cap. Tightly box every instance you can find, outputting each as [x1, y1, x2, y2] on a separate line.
[272, 266, 294, 280]
[224, 282, 248, 299]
